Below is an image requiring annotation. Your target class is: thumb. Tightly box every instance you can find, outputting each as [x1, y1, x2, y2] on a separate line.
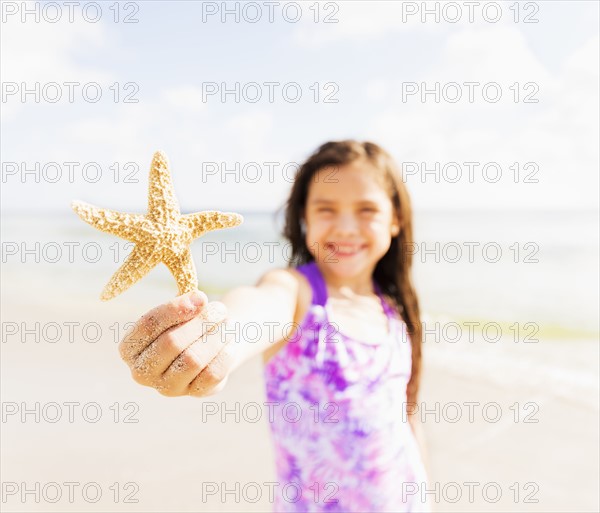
[141, 289, 208, 338]
[178, 289, 208, 314]
[119, 289, 209, 363]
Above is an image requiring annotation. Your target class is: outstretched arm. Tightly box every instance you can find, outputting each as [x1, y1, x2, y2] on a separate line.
[118, 268, 300, 397]
[219, 268, 300, 373]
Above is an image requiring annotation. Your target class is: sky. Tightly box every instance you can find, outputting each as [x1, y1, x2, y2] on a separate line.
[1, 0, 598, 213]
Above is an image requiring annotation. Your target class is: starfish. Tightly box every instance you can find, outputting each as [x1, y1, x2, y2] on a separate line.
[72, 150, 243, 301]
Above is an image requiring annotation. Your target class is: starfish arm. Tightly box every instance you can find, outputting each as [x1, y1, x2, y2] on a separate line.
[100, 244, 162, 301]
[71, 201, 146, 243]
[147, 150, 181, 224]
[180, 211, 244, 239]
[164, 248, 198, 296]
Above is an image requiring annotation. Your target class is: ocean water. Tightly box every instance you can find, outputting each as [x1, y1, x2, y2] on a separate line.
[1, 208, 598, 335]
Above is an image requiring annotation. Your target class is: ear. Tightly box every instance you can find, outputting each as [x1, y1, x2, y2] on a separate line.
[391, 211, 402, 237]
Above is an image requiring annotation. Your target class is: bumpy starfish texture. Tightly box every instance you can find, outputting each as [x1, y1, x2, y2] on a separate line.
[72, 150, 243, 301]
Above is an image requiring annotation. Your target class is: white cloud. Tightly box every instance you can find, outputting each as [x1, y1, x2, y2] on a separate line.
[2, 2, 597, 213]
[291, 0, 535, 48]
[292, 1, 447, 48]
[0, 1, 112, 121]
[224, 110, 274, 161]
[365, 78, 390, 102]
[437, 25, 552, 82]
[565, 35, 599, 76]
[366, 27, 599, 210]
[162, 85, 207, 113]
[32, 104, 288, 213]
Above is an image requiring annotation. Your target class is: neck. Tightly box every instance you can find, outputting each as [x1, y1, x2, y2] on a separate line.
[317, 265, 377, 298]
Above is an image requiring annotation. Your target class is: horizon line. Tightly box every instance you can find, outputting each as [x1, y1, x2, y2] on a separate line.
[1, 206, 599, 216]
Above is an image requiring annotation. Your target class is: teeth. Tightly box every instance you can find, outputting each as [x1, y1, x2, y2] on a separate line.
[331, 244, 361, 252]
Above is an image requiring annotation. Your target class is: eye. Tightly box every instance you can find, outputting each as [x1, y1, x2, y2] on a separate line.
[360, 207, 377, 213]
[317, 207, 334, 213]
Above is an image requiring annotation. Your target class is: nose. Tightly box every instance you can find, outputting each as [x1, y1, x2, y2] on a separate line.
[333, 212, 359, 236]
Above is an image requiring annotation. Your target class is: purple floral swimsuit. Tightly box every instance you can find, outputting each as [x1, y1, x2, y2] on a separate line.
[263, 262, 431, 512]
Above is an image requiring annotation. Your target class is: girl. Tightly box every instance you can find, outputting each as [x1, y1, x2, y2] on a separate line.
[119, 140, 431, 512]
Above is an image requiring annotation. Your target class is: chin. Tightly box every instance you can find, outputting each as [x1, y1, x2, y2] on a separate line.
[321, 259, 374, 279]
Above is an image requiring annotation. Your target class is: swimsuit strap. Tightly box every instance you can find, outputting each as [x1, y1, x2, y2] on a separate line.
[373, 281, 397, 320]
[295, 261, 328, 306]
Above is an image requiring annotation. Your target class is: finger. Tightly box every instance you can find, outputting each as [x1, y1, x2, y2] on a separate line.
[119, 290, 207, 364]
[132, 302, 227, 387]
[187, 338, 238, 397]
[120, 290, 207, 364]
[200, 375, 229, 397]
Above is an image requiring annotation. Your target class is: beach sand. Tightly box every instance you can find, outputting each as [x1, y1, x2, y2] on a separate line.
[1, 270, 599, 513]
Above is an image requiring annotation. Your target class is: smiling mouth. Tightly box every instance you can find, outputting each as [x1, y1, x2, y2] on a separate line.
[325, 242, 366, 257]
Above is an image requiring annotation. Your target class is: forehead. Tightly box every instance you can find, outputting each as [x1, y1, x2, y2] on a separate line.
[307, 160, 390, 203]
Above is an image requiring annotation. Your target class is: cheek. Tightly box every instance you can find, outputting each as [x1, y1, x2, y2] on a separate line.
[365, 220, 395, 247]
[306, 216, 330, 236]
[364, 217, 389, 232]
[304, 224, 322, 246]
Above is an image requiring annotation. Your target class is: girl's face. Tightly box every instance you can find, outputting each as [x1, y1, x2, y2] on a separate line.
[304, 160, 400, 288]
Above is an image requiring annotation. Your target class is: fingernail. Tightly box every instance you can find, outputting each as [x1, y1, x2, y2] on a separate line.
[189, 290, 206, 307]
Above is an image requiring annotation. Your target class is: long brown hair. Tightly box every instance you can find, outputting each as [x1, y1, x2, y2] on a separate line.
[280, 140, 423, 407]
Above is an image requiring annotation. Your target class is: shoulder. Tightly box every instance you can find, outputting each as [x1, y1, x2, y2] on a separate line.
[256, 267, 304, 297]
[258, 267, 314, 366]
[381, 293, 402, 320]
